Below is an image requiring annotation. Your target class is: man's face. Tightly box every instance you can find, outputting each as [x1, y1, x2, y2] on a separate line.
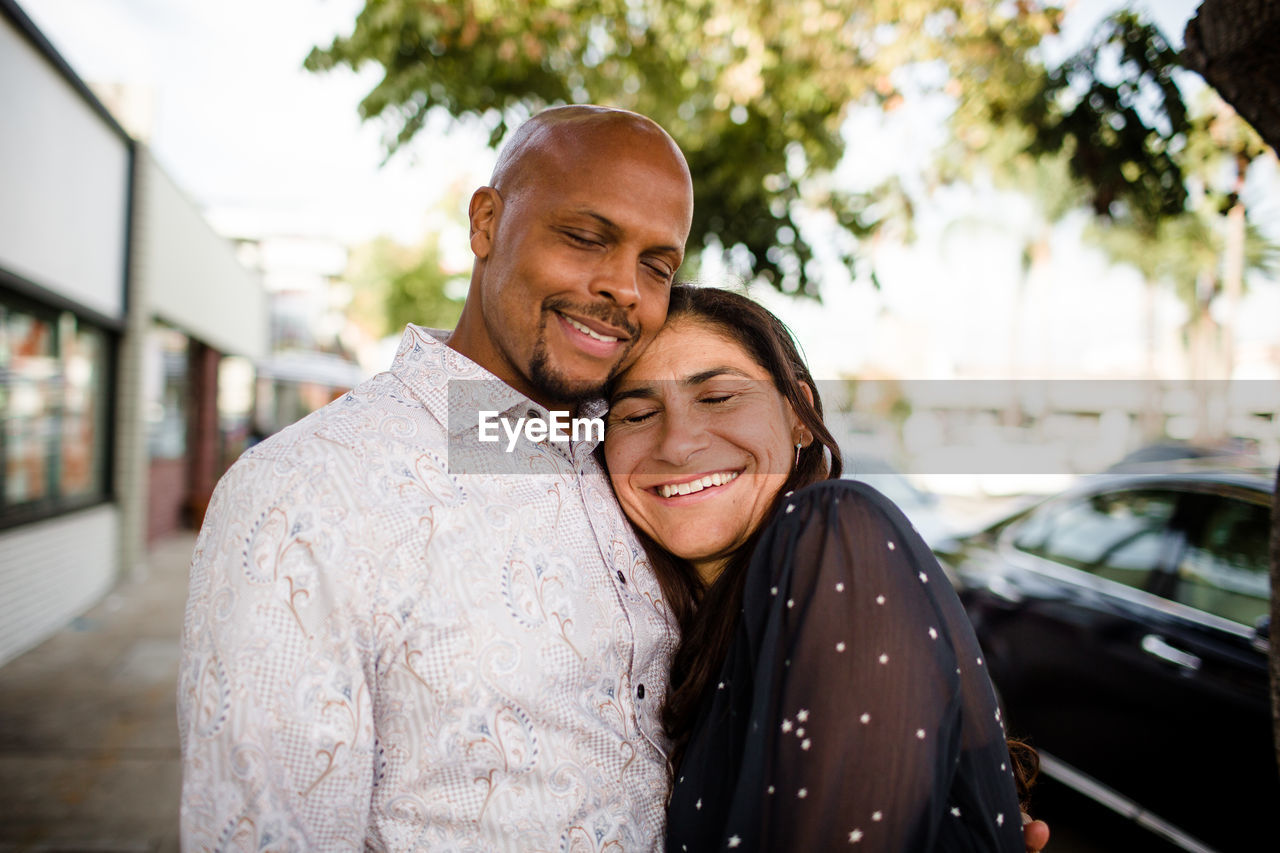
[470, 124, 693, 408]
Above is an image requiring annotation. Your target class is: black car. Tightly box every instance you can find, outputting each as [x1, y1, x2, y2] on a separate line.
[934, 468, 1276, 853]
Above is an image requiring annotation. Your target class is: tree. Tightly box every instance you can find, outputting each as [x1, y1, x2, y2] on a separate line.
[344, 233, 468, 336]
[306, 0, 1064, 296]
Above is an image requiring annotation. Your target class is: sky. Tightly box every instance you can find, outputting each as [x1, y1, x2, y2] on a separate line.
[15, 0, 1279, 381]
[20, 0, 500, 245]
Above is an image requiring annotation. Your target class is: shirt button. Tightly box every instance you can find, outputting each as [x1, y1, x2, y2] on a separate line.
[637, 684, 645, 699]
[617, 570, 626, 585]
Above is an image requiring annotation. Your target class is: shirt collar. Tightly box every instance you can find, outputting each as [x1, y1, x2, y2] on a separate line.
[389, 325, 609, 452]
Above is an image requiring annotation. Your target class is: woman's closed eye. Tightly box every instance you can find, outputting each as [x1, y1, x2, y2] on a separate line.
[608, 403, 660, 426]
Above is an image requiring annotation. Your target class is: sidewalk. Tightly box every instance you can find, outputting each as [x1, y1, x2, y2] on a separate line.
[0, 533, 196, 853]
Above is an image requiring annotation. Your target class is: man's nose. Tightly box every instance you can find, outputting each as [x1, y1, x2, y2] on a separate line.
[588, 252, 641, 309]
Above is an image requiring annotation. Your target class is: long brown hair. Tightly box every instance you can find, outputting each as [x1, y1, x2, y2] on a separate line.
[606, 285, 844, 772]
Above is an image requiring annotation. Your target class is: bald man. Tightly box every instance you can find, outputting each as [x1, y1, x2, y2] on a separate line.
[178, 106, 694, 850]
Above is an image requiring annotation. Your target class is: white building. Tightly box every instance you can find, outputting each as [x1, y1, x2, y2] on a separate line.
[0, 0, 267, 666]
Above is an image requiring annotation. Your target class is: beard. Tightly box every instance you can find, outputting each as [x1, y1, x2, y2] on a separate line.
[527, 336, 630, 405]
[526, 298, 639, 406]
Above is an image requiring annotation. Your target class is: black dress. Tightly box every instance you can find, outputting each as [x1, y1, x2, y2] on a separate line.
[665, 479, 1024, 852]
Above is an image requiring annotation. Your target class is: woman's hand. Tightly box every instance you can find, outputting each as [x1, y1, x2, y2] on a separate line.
[1022, 813, 1050, 852]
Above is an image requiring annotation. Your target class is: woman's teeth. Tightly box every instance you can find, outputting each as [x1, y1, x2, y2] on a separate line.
[564, 314, 618, 343]
[658, 471, 739, 498]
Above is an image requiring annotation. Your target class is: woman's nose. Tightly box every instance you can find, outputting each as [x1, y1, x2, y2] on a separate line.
[654, 409, 709, 467]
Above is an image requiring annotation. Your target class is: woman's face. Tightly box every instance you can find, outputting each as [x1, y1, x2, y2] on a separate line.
[604, 319, 803, 583]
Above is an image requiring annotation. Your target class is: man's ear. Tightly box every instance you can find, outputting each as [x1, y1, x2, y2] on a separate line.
[469, 187, 503, 260]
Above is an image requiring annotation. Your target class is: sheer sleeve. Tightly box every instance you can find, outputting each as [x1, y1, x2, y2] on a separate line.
[673, 479, 1024, 852]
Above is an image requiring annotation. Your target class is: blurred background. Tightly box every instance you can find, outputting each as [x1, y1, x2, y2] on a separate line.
[0, 0, 1276, 850]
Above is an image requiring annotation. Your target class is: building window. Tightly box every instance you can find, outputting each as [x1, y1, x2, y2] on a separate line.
[0, 293, 110, 523]
[145, 323, 188, 461]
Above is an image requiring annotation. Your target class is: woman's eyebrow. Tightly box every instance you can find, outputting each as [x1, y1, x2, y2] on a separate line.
[610, 384, 659, 405]
[683, 367, 753, 385]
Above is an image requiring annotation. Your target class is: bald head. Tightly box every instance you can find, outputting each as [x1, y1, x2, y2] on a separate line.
[489, 106, 692, 205]
[449, 105, 695, 409]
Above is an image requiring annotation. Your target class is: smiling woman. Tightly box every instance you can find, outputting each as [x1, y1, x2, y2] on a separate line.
[605, 328, 806, 581]
[602, 286, 1040, 853]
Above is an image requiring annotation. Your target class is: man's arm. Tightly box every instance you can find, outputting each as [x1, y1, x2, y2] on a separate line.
[177, 456, 378, 849]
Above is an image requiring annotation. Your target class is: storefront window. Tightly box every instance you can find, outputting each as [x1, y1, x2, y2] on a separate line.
[144, 324, 189, 460]
[0, 294, 110, 521]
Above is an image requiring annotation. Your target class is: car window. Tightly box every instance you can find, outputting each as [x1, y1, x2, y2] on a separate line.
[1172, 496, 1270, 627]
[1011, 489, 1179, 590]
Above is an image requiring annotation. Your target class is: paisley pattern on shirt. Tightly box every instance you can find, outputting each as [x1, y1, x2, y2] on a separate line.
[178, 325, 676, 852]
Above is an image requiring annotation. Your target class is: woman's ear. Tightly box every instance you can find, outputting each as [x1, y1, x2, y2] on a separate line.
[469, 187, 503, 259]
[799, 381, 815, 409]
[792, 381, 816, 446]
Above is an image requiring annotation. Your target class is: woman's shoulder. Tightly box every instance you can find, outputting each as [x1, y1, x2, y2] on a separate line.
[745, 479, 903, 583]
[773, 477, 907, 530]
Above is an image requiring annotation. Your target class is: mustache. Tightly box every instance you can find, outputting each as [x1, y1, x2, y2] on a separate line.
[544, 297, 638, 340]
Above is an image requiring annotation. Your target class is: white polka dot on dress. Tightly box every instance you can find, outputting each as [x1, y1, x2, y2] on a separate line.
[951, 806, 962, 817]
[928, 627, 938, 639]
[997, 813, 1005, 827]
[728, 836, 741, 848]
[916, 729, 926, 739]
[918, 572, 929, 583]
[798, 788, 808, 799]
[860, 712, 871, 724]
[878, 653, 889, 664]
[835, 582, 845, 592]
[872, 811, 883, 822]
[849, 829, 863, 843]
[875, 595, 885, 605]
[801, 738, 811, 750]
[836, 641, 846, 652]
[781, 719, 793, 733]
[887, 541, 895, 550]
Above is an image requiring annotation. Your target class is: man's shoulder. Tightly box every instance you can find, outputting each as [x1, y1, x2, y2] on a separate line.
[253, 371, 446, 456]
[212, 373, 453, 516]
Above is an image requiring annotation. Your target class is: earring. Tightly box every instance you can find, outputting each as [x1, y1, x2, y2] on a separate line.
[794, 441, 803, 467]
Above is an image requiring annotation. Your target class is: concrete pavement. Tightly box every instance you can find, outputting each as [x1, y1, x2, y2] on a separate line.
[0, 533, 195, 853]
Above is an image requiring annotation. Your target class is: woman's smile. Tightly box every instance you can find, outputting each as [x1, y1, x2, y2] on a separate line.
[650, 469, 741, 499]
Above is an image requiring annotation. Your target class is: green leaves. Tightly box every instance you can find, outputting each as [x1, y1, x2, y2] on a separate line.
[308, 2, 1271, 308]
[307, 0, 1061, 297]
[1026, 11, 1190, 230]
